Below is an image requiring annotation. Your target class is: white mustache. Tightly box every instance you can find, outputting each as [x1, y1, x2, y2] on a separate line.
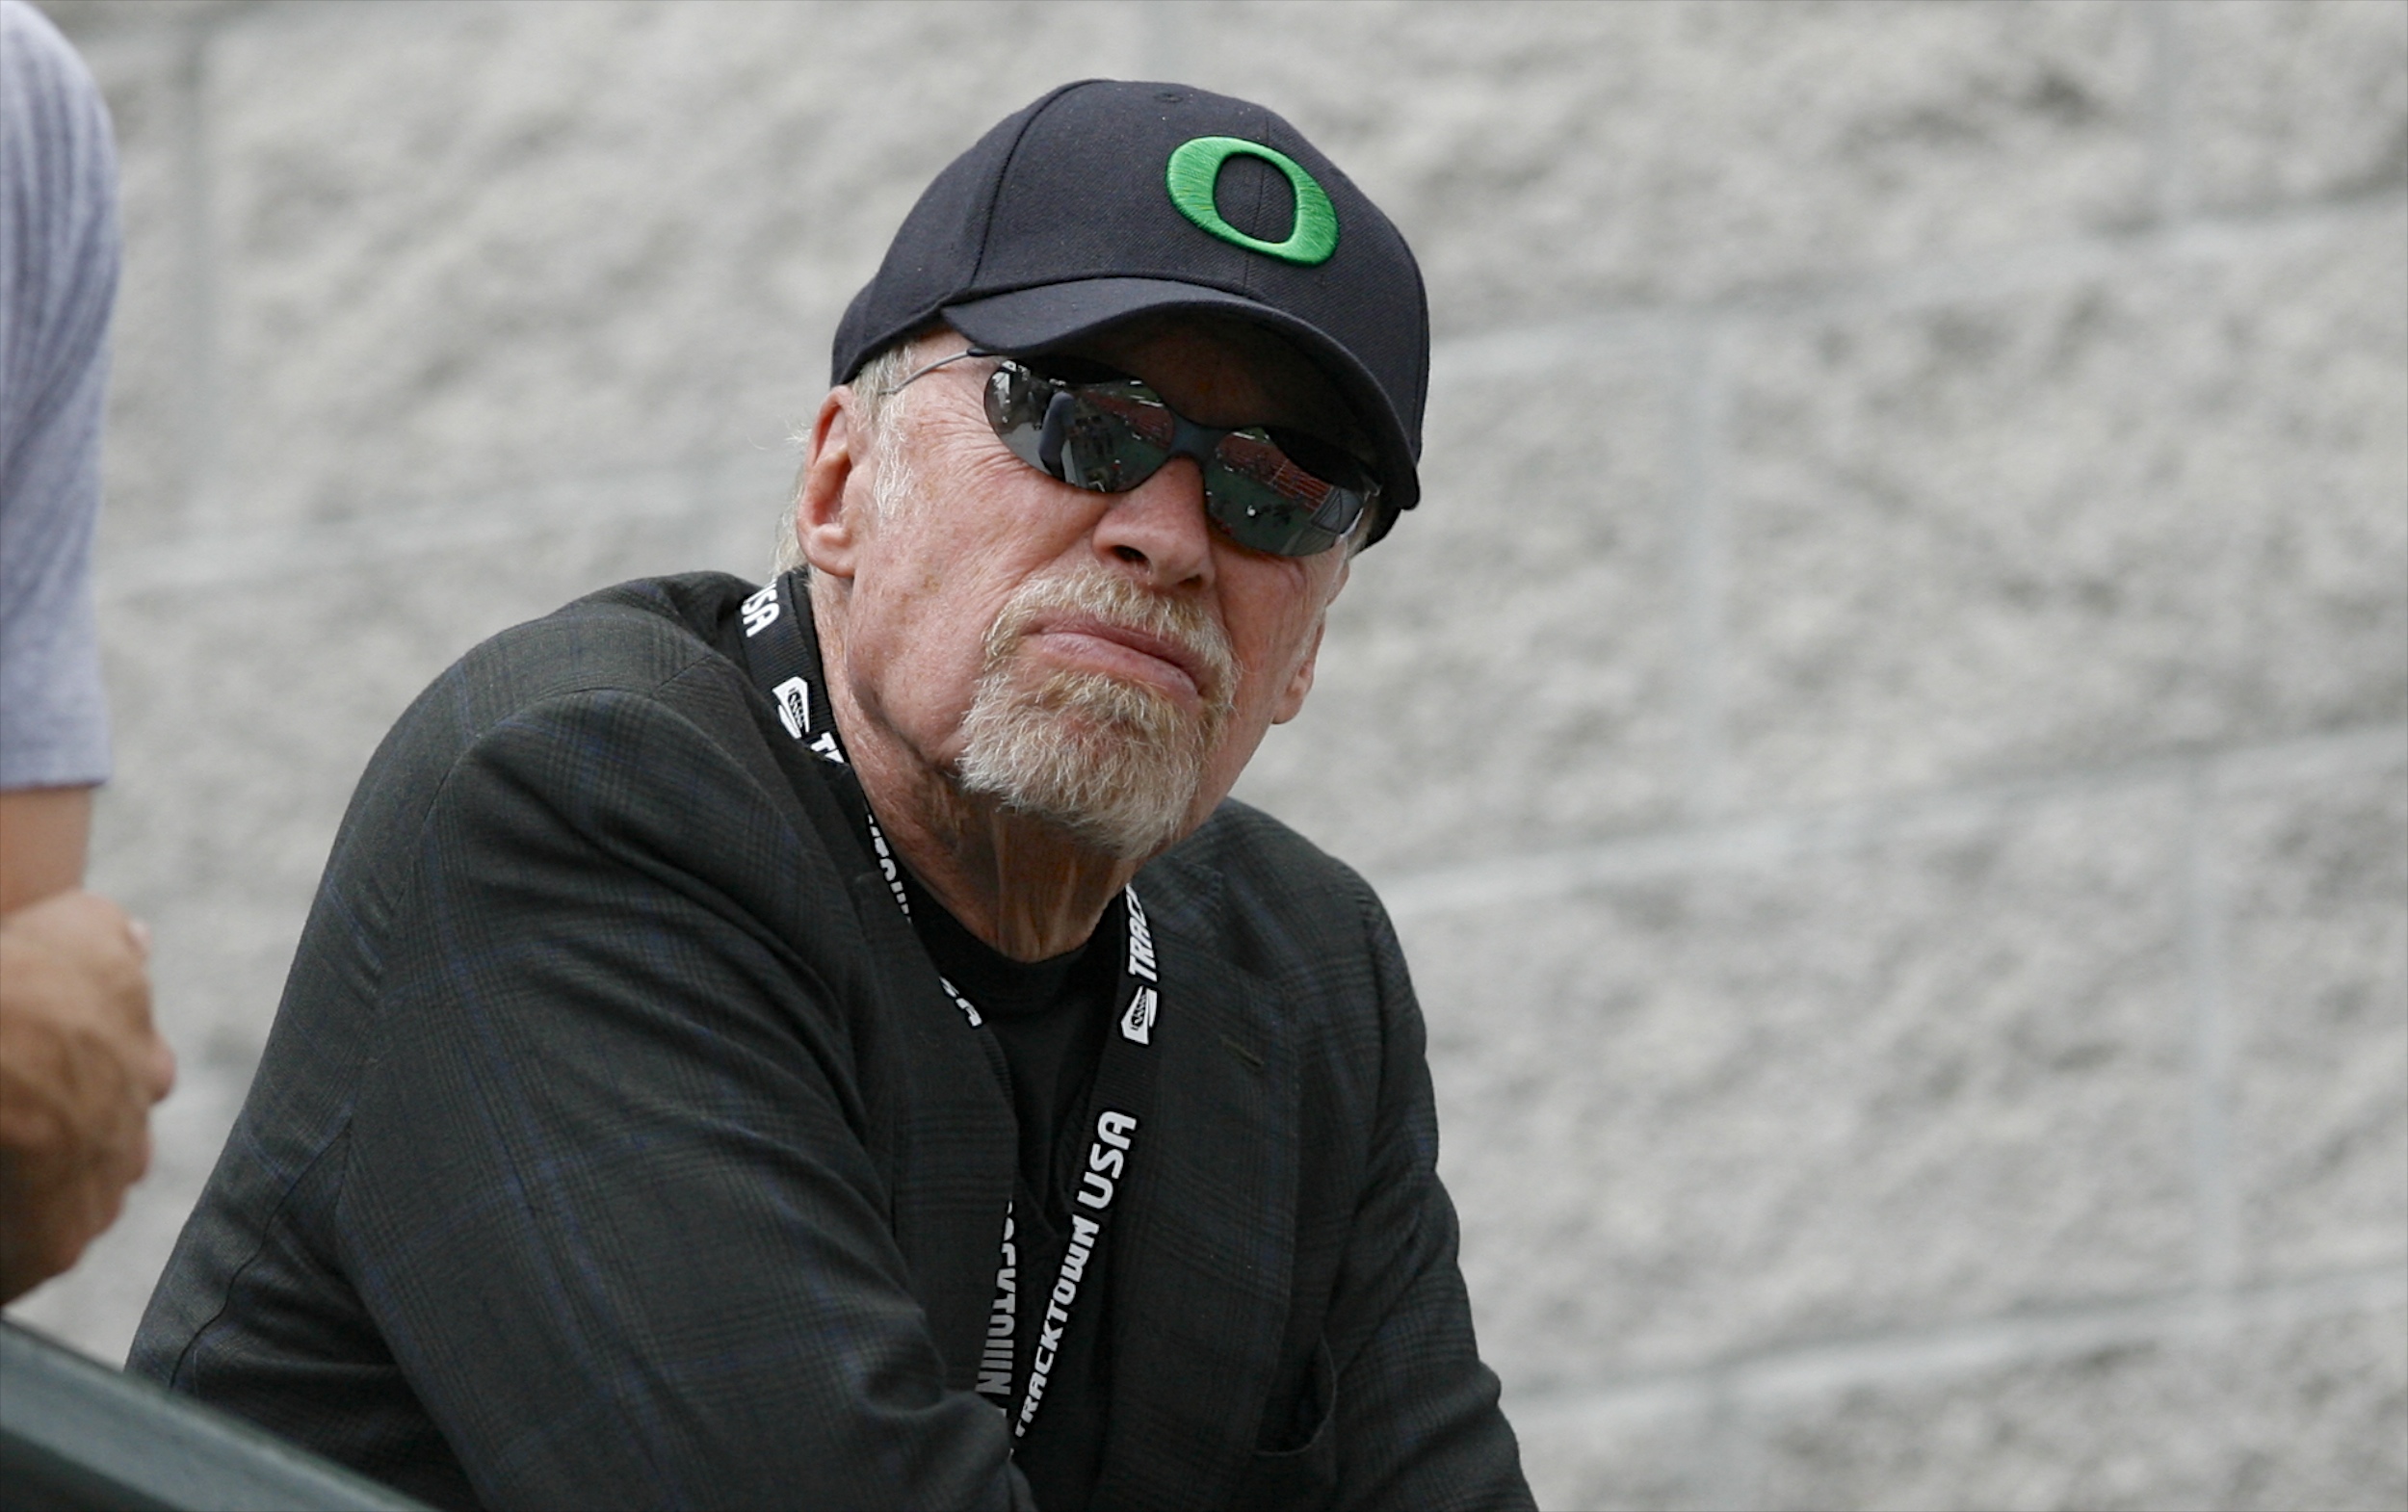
[982, 568, 1237, 710]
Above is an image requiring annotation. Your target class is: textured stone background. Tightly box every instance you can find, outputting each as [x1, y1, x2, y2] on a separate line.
[10, 2, 2404, 1507]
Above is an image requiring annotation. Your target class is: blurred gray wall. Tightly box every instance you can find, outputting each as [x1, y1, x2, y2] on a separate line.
[9, 2, 2404, 1506]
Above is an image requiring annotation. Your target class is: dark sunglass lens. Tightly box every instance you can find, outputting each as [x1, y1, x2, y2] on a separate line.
[986, 363, 1069, 476]
[1065, 387, 1174, 490]
[986, 364, 1050, 461]
[1264, 428, 1378, 497]
[1205, 429, 1369, 556]
[984, 363, 1172, 493]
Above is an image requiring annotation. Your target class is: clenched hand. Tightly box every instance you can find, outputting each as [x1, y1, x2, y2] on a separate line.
[0, 890, 173, 1302]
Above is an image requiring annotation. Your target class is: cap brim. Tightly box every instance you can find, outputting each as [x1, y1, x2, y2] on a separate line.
[942, 277, 1421, 531]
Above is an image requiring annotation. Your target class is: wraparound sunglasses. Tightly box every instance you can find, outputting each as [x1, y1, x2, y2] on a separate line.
[886, 350, 1379, 558]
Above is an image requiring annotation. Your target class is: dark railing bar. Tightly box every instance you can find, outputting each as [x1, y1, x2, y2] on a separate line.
[0, 1319, 433, 1512]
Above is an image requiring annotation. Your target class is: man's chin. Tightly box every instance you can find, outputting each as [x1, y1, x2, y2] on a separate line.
[955, 686, 1216, 862]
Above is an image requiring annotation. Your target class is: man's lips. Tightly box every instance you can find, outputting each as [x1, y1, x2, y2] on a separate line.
[1021, 615, 1213, 703]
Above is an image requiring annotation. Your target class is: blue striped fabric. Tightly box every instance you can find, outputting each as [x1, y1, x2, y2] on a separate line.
[0, 0, 118, 791]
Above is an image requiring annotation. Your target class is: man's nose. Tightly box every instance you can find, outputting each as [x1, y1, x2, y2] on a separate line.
[1089, 456, 1215, 588]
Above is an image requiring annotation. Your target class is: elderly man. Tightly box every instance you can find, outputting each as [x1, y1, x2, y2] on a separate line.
[133, 81, 1530, 1512]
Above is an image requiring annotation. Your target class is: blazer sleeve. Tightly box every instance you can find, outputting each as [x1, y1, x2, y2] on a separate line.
[1322, 896, 1534, 1512]
[338, 674, 1032, 1512]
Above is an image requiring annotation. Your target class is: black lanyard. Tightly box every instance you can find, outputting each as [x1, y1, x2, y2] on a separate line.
[735, 571, 1161, 1443]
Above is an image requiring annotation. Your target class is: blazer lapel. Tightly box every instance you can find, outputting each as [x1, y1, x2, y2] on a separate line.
[851, 869, 1017, 1395]
[1091, 860, 1300, 1511]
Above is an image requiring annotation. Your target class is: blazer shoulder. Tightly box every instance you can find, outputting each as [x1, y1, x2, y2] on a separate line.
[1160, 797, 1383, 921]
[1142, 798, 1396, 995]
[353, 573, 746, 766]
[454, 572, 753, 713]
[319, 574, 776, 888]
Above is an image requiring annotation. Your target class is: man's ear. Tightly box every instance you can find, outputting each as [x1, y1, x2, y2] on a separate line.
[1270, 554, 1348, 724]
[798, 388, 864, 580]
[1271, 614, 1328, 725]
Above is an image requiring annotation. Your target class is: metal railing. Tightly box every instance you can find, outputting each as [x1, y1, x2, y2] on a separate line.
[0, 1319, 432, 1512]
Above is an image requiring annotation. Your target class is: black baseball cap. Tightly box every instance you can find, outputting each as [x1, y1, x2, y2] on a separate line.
[832, 79, 1429, 541]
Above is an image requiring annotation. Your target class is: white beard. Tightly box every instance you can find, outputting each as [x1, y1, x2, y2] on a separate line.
[954, 567, 1238, 861]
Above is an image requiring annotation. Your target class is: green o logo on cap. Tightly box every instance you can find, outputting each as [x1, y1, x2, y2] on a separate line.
[1165, 137, 1339, 267]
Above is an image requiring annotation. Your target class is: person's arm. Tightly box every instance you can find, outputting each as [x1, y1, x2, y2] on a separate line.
[1322, 898, 1534, 1512]
[0, 0, 171, 1305]
[336, 681, 1031, 1511]
[0, 788, 172, 1302]
[0, 787, 90, 912]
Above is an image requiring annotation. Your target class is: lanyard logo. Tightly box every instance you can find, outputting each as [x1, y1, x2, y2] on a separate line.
[1118, 985, 1157, 1045]
[770, 677, 812, 741]
[1165, 136, 1340, 267]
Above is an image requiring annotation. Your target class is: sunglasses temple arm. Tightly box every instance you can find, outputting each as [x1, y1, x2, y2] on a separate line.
[877, 346, 1003, 397]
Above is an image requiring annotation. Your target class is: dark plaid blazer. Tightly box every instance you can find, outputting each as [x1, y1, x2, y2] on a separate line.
[128, 575, 1531, 1512]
